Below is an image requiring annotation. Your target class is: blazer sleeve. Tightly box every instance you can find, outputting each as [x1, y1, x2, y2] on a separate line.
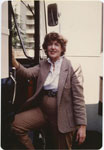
[16, 64, 40, 79]
[71, 63, 87, 126]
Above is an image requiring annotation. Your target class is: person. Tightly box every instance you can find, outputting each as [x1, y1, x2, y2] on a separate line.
[11, 32, 87, 150]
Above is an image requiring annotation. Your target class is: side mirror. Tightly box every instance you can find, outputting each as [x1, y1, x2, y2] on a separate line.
[48, 3, 58, 26]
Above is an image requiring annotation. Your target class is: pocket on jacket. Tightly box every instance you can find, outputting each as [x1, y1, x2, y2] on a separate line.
[66, 109, 75, 128]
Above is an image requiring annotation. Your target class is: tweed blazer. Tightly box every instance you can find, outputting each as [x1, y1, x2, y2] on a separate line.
[16, 57, 87, 133]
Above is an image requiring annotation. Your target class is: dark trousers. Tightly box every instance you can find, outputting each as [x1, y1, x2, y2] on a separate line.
[11, 95, 74, 150]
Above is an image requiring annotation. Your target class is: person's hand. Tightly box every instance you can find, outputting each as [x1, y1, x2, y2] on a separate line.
[12, 49, 19, 68]
[76, 125, 86, 145]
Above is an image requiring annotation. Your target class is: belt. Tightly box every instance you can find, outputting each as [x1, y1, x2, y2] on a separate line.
[43, 89, 57, 97]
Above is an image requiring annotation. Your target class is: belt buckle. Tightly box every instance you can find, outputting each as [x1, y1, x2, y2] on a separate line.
[48, 90, 56, 97]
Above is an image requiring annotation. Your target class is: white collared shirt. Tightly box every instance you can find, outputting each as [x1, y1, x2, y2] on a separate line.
[43, 56, 64, 91]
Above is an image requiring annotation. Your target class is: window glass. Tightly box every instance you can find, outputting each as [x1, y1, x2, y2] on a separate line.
[12, 1, 35, 59]
[48, 3, 58, 26]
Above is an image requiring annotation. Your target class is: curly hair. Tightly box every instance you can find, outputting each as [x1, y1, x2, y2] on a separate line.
[42, 32, 67, 56]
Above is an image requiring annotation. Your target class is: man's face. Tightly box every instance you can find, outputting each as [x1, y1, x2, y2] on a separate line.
[47, 40, 63, 62]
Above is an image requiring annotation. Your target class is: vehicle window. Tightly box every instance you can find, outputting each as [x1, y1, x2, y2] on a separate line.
[48, 3, 58, 26]
[12, 1, 35, 59]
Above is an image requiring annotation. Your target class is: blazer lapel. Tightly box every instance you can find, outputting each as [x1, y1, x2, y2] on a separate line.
[57, 58, 69, 106]
[36, 60, 51, 95]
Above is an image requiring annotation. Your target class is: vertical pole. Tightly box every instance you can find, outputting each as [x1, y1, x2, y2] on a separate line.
[34, 1, 40, 65]
[8, 1, 12, 71]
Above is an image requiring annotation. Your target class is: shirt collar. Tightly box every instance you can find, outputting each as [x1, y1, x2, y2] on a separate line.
[47, 56, 64, 65]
